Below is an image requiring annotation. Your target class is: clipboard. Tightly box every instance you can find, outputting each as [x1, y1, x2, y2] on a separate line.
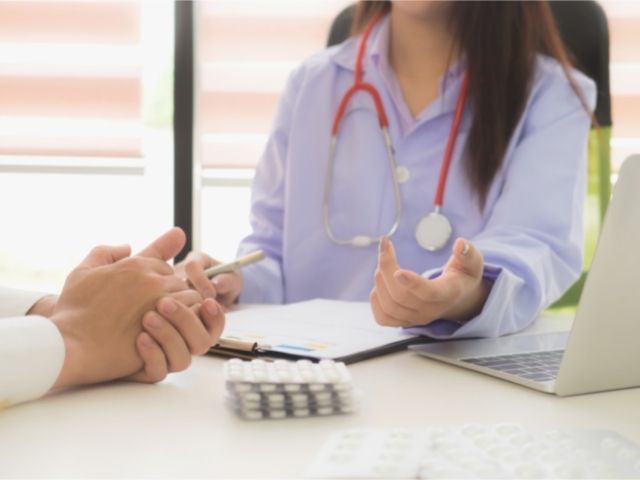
[208, 299, 434, 364]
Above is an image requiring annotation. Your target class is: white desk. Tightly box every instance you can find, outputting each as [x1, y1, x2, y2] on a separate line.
[1, 314, 639, 478]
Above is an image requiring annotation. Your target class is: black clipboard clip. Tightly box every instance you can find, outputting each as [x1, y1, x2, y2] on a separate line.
[209, 337, 272, 360]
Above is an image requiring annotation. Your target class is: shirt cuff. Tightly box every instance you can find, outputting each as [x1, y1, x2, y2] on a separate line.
[238, 263, 268, 304]
[0, 287, 50, 318]
[0, 316, 65, 407]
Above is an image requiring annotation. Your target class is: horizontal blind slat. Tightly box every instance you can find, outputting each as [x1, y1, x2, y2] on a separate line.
[608, 17, 640, 63]
[0, 77, 140, 118]
[0, 1, 143, 159]
[197, 1, 352, 169]
[200, 92, 279, 134]
[0, 1, 139, 43]
[612, 96, 640, 137]
[200, 16, 334, 62]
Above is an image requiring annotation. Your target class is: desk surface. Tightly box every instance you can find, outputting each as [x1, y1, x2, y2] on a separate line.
[1, 314, 639, 478]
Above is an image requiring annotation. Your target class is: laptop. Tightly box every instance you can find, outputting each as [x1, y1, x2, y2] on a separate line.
[410, 155, 640, 396]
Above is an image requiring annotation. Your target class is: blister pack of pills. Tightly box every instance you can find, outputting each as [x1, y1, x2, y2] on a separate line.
[306, 424, 640, 479]
[224, 359, 359, 420]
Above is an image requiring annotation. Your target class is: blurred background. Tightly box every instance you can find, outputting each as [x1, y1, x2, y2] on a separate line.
[0, 0, 637, 293]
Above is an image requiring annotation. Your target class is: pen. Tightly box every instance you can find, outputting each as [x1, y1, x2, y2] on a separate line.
[204, 250, 266, 279]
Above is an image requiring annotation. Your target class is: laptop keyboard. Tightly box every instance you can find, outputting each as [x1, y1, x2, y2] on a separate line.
[461, 350, 564, 382]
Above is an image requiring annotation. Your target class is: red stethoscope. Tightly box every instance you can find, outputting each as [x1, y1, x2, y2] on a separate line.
[322, 13, 469, 251]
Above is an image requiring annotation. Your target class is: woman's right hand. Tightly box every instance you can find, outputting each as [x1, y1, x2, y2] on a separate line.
[175, 252, 243, 308]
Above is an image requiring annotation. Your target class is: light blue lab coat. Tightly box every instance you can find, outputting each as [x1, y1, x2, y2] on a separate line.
[235, 20, 596, 339]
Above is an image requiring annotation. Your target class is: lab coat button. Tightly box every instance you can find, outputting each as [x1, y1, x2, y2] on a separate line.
[396, 166, 410, 184]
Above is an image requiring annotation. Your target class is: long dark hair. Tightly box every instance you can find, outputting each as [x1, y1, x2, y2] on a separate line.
[352, 1, 590, 208]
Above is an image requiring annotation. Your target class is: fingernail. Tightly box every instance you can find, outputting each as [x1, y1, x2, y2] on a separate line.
[396, 272, 410, 285]
[146, 313, 163, 329]
[205, 299, 219, 316]
[204, 286, 217, 299]
[159, 298, 177, 315]
[461, 241, 470, 257]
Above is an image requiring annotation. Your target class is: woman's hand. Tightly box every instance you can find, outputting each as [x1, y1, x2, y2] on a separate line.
[370, 236, 491, 327]
[174, 252, 243, 308]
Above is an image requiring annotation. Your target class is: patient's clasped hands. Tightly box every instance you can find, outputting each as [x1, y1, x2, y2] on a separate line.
[28, 227, 225, 389]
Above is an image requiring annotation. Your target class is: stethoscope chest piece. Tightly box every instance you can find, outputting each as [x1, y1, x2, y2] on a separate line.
[324, 12, 468, 251]
[415, 210, 452, 252]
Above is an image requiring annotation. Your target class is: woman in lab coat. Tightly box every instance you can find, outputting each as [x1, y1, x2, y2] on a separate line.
[180, 1, 595, 339]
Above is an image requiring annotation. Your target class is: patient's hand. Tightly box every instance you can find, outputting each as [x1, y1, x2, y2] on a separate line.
[127, 295, 225, 383]
[45, 228, 224, 389]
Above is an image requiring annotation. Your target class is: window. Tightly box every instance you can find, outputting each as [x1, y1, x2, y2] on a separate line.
[195, 0, 351, 260]
[0, 1, 174, 292]
[602, 1, 640, 172]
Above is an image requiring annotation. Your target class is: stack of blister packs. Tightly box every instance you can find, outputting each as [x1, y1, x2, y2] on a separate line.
[224, 358, 359, 420]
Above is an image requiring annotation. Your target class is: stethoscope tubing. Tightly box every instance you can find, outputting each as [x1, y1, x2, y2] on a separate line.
[323, 12, 468, 249]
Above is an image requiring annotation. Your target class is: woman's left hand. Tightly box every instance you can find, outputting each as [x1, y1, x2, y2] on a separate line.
[370, 236, 491, 327]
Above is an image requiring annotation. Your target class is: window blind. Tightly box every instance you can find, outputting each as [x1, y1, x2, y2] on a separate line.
[196, 0, 351, 169]
[599, 2, 640, 169]
[0, 1, 142, 158]
[196, 1, 639, 172]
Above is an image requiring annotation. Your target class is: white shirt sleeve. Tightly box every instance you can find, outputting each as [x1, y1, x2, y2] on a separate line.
[0, 286, 49, 318]
[0, 316, 65, 408]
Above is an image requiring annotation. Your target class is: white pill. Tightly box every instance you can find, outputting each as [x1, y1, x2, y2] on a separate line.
[233, 383, 252, 393]
[241, 392, 261, 402]
[242, 410, 263, 420]
[313, 391, 332, 401]
[332, 383, 351, 392]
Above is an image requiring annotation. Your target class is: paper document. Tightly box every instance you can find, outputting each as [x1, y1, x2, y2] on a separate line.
[222, 299, 420, 362]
